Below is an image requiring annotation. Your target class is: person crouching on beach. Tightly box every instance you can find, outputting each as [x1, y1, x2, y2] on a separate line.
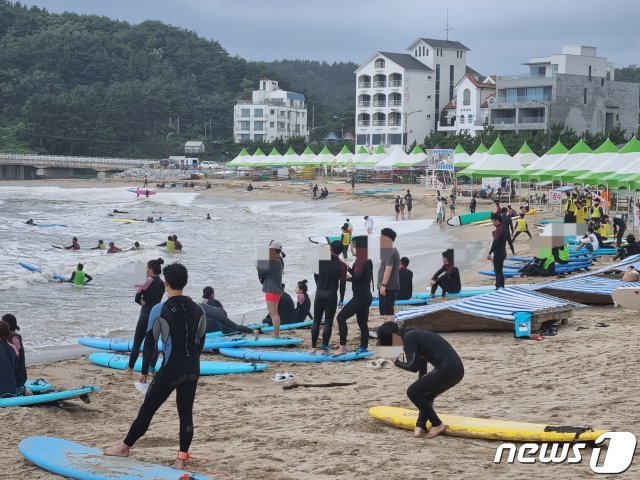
[257, 240, 286, 338]
[377, 321, 464, 439]
[105, 262, 207, 470]
[430, 249, 461, 299]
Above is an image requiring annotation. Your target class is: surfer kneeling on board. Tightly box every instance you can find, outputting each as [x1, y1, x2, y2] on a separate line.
[104, 262, 207, 470]
[377, 322, 464, 440]
[69, 263, 93, 285]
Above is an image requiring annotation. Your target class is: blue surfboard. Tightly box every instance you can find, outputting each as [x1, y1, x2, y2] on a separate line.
[19, 262, 70, 282]
[218, 347, 374, 363]
[20, 436, 211, 480]
[0, 386, 99, 408]
[88, 352, 267, 375]
[78, 336, 250, 352]
[260, 320, 313, 333]
[370, 297, 429, 307]
[24, 379, 53, 394]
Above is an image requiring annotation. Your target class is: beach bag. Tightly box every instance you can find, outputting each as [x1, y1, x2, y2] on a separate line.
[514, 312, 532, 339]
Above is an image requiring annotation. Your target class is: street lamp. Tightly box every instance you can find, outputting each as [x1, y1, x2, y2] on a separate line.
[531, 99, 551, 148]
[403, 109, 422, 152]
[166, 132, 175, 157]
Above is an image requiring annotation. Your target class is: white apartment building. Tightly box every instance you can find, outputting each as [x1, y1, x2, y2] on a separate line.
[439, 74, 496, 137]
[355, 38, 471, 150]
[233, 79, 308, 143]
[525, 45, 615, 79]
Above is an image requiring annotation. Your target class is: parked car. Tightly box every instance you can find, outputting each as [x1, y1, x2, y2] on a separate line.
[159, 159, 180, 168]
[199, 161, 222, 170]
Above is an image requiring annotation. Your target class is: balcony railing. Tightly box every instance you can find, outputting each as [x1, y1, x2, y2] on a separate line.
[389, 80, 402, 87]
[373, 81, 387, 88]
[518, 117, 545, 124]
[388, 100, 402, 107]
[496, 95, 552, 104]
[372, 120, 386, 126]
[358, 82, 371, 89]
[498, 72, 557, 80]
[358, 120, 371, 127]
[492, 119, 516, 125]
[358, 101, 371, 107]
[388, 120, 401, 126]
[373, 101, 386, 107]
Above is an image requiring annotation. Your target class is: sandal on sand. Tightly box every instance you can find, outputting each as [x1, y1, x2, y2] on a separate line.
[529, 334, 545, 341]
[366, 359, 393, 369]
[594, 322, 609, 328]
[576, 326, 590, 331]
[272, 372, 295, 382]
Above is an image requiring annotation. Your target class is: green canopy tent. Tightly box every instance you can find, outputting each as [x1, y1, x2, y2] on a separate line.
[452, 144, 472, 168]
[512, 141, 539, 167]
[537, 139, 593, 182]
[226, 147, 251, 167]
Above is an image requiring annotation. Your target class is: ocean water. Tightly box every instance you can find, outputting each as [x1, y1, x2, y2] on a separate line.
[1, 185, 478, 363]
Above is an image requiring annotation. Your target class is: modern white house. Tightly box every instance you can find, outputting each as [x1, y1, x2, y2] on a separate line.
[233, 79, 309, 143]
[355, 38, 473, 150]
[439, 74, 496, 137]
[490, 46, 639, 136]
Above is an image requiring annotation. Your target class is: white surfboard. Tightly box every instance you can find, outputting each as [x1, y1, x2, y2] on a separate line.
[612, 287, 640, 309]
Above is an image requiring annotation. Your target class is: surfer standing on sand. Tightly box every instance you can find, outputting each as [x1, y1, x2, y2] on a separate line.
[257, 240, 286, 338]
[377, 322, 464, 439]
[105, 262, 207, 470]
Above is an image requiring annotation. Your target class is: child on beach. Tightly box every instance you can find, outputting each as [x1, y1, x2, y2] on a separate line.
[436, 198, 444, 225]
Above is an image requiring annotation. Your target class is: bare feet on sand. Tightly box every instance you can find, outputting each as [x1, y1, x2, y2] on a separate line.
[307, 348, 316, 354]
[124, 367, 133, 375]
[425, 423, 446, 439]
[333, 346, 348, 355]
[414, 427, 425, 438]
[104, 442, 130, 457]
[173, 458, 186, 470]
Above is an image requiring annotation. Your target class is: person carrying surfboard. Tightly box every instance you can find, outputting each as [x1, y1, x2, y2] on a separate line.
[105, 262, 207, 470]
[376, 322, 464, 439]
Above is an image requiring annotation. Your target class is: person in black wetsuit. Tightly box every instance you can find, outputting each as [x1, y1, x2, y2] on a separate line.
[202, 286, 224, 309]
[430, 249, 461, 298]
[334, 235, 373, 355]
[294, 280, 313, 322]
[310, 240, 347, 353]
[2, 314, 28, 395]
[398, 257, 414, 301]
[612, 215, 627, 247]
[469, 195, 476, 214]
[127, 258, 165, 372]
[488, 213, 507, 289]
[377, 322, 464, 439]
[500, 207, 516, 254]
[200, 303, 258, 338]
[105, 262, 207, 470]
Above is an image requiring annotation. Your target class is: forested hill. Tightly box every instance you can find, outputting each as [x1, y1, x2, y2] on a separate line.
[0, 1, 357, 157]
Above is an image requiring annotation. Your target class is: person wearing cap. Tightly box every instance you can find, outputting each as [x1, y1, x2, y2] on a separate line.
[257, 240, 286, 338]
[107, 241, 122, 253]
[310, 240, 347, 353]
[64, 237, 80, 250]
[1, 314, 28, 396]
[376, 321, 464, 439]
[378, 228, 401, 320]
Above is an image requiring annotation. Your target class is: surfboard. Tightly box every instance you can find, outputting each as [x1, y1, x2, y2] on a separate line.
[371, 297, 429, 307]
[203, 336, 302, 349]
[260, 320, 313, 333]
[18, 262, 68, 282]
[77, 336, 250, 351]
[35, 223, 68, 228]
[0, 386, 99, 408]
[205, 323, 270, 338]
[19, 436, 210, 480]
[368, 406, 608, 442]
[24, 379, 53, 394]
[612, 287, 640, 309]
[218, 347, 374, 363]
[447, 211, 492, 227]
[127, 187, 156, 196]
[88, 352, 267, 375]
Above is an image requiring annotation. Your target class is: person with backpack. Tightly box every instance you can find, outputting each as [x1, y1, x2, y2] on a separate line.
[334, 236, 374, 356]
[105, 262, 207, 470]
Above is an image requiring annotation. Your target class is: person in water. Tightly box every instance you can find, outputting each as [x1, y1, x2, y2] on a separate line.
[398, 256, 414, 301]
[294, 279, 313, 322]
[202, 286, 224, 309]
[310, 240, 347, 353]
[205, 214, 211, 220]
[2, 314, 28, 396]
[69, 263, 93, 285]
[334, 235, 373, 355]
[105, 262, 207, 469]
[157, 236, 176, 251]
[107, 241, 122, 253]
[91, 240, 107, 250]
[257, 240, 286, 338]
[127, 258, 165, 372]
[26, 219, 35, 225]
[377, 321, 464, 439]
[173, 235, 183, 251]
[129, 241, 141, 251]
[430, 249, 461, 298]
[65, 237, 80, 250]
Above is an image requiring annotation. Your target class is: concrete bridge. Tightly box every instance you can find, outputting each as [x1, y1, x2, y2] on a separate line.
[0, 153, 159, 180]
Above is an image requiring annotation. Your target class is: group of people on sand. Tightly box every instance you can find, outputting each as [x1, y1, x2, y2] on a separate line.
[435, 194, 456, 224]
[393, 190, 413, 221]
[310, 183, 329, 200]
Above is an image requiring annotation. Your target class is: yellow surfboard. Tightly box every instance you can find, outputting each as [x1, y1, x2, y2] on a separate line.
[369, 406, 608, 442]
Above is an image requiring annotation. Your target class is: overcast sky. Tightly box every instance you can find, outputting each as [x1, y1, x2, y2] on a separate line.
[21, 0, 640, 75]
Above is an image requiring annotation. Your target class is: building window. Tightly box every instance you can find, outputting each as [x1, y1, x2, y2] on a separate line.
[616, 114, 619, 121]
[415, 49, 418, 57]
[427, 95, 432, 99]
[601, 78, 605, 86]
[426, 114, 431, 119]
[239, 121, 250, 130]
[270, 122, 275, 128]
[375, 58, 385, 69]
[270, 109, 275, 114]
[468, 114, 473, 123]
[254, 121, 265, 130]
[428, 76, 432, 80]
[584, 88, 588, 104]
[358, 75, 371, 88]
[435, 64, 441, 117]
[277, 121, 286, 130]
[449, 65, 454, 101]
[460, 116, 465, 124]
[254, 134, 265, 142]
[388, 133, 402, 145]
[463, 89, 471, 106]
[240, 134, 250, 141]
[241, 109, 250, 118]
[254, 109, 264, 118]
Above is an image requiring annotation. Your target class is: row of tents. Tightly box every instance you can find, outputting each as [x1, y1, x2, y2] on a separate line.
[226, 136, 640, 188]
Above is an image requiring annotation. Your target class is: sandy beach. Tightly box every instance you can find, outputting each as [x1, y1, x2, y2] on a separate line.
[1, 177, 639, 479]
